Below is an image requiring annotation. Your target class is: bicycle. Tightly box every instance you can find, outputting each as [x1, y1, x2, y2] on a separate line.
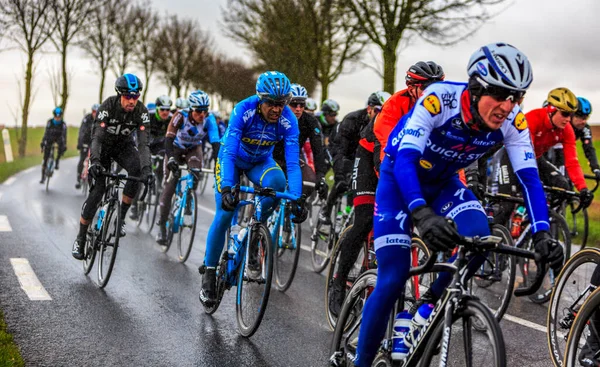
[268, 195, 304, 292]
[161, 164, 199, 263]
[324, 227, 431, 331]
[43, 143, 59, 192]
[136, 154, 163, 233]
[547, 248, 600, 366]
[563, 283, 600, 367]
[82, 172, 147, 288]
[79, 145, 90, 196]
[311, 191, 353, 273]
[199, 184, 300, 337]
[330, 234, 547, 367]
[559, 174, 599, 250]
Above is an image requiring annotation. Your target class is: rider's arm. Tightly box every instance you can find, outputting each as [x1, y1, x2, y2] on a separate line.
[164, 112, 183, 159]
[61, 123, 67, 150]
[306, 115, 327, 180]
[136, 107, 151, 170]
[374, 91, 412, 169]
[77, 117, 86, 149]
[205, 114, 221, 144]
[41, 120, 50, 146]
[282, 109, 303, 197]
[580, 124, 600, 171]
[219, 103, 245, 189]
[562, 123, 587, 191]
[90, 103, 110, 164]
[503, 110, 550, 233]
[333, 114, 356, 177]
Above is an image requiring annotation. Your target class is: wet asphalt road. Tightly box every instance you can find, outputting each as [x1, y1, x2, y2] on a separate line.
[0, 158, 556, 366]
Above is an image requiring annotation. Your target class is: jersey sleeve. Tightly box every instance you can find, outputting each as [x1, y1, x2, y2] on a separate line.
[90, 101, 111, 164]
[563, 124, 587, 191]
[374, 92, 411, 164]
[137, 106, 151, 169]
[503, 109, 550, 233]
[205, 114, 221, 144]
[581, 125, 600, 171]
[307, 116, 327, 179]
[282, 110, 302, 197]
[220, 103, 245, 190]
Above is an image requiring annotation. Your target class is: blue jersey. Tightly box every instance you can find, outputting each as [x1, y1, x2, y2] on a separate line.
[204, 113, 221, 144]
[220, 95, 302, 196]
[385, 81, 549, 233]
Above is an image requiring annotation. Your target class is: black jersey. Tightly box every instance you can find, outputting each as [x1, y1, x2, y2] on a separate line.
[77, 113, 94, 148]
[42, 118, 67, 145]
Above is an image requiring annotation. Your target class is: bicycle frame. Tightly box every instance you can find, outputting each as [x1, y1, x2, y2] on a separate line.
[170, 168, 198, 234]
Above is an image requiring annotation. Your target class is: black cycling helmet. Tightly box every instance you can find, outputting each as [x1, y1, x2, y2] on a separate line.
[115, 73, 143, 95]
[367, 91, 392, 107]
[406, 61, 445, 86]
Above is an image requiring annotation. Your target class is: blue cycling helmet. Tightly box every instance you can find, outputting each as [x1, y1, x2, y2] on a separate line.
[188, 90, 210, 109]
[115, 73, 143, 95]
[91, 103, 100, 112]
[146, 102, 156, 114]
[290, 83, 308, 100]
[52, 107, 63, 117]
[576, 97, 592, 117]
[256, 71, 292, 102]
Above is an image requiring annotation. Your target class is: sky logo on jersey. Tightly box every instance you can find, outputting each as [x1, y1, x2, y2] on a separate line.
[419, 159, 433, 170]
[476, 62, 488, 76]
[513, 112, 527, 132]
[422, 94, 441, 116]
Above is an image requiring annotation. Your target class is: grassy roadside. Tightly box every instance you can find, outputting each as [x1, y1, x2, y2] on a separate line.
[0, 310, 24, 367]
[0, 127, 79, 183]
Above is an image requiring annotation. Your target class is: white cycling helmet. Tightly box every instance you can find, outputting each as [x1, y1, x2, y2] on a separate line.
[305, 98, 318, 111]
[467, 42, 533, 92]
[188, 90, 210, 109]
[175, 97, 190, 110]
[155, 95, 173, 110]
[290, 84, 308, 100]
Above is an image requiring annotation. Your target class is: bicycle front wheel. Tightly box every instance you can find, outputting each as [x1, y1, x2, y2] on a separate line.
[547, 248, 600, 367]
[146, 185, 159, 233]
[236, 223, 274, 337]
[563, 286, 600, 367]
[420, 299, 506, 367]
[82, 228, 97, 275]
[274, 215, 301, 292]
[177, 189, 197, 263]
[97, 201, 121, 288]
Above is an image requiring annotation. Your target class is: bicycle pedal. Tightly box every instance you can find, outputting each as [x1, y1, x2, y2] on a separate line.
[198, 264, 206, 274]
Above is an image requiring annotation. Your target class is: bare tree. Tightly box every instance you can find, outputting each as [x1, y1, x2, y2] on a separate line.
[341, 0, 507, 92]
[50, 0, 95, 112]
[133, 2, 160, 103]
[154, 15, 214, 97]
[0, 0, 56, 157]
[209, 57, 256, 104]
[47, 62, 62, 106]
[80, 0, 124, 102]
[112, 2, 136, 77]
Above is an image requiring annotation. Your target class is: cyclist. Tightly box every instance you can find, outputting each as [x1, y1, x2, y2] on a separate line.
[348, 43, 563, 367]
[75, 103, 100, 189]
[156, 90, 218, 245]
[328, 62, 445, 317]
[305, 98, 318, 115]
[130, 95, 173, 220]
[199, 71, 307, 307]
[175, 97, 190, 112]
[40, 107, 67, 183]
[318, 91, 391, 225]
[492, 88, 594, 226]
[273, 83, 328, 198]
[318, 99, 340, 146]
[71, 74, 153, 260]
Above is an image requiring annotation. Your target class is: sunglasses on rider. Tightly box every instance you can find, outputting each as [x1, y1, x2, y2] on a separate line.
[559, 110, 573, 118]
[159, 108, 170, 112]
[326, 112, 338, 117]
[290, 102, 306, 108]
[191, 107, 208, 113]
[122, 94, 140, 100]
[575, 112, 590, 120]
[263, 99, 287, 108]
[482, 85, 525, 103]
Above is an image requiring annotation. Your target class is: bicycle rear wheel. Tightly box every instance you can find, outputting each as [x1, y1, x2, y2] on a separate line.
[274, 212, 301, 292]
[236, 223, 274, 337]
[310, 208, 336, 274]
[547, 248, 600, 367]
[199, 158, 214, 195]
[563, 286, 600, 367]
[82, 228, 97, 275]
[203, 254, 228, 315]
[177, 189, 197, 263]
[97, 201, 121, 288]
[146, 185, 159, 233]
[162, 195, 177, 253]
[420, 299, 506, 367]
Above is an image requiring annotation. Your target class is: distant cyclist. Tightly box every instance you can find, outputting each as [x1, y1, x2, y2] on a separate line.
[75, 103, 99, 189]
[199, 71, 307, 307]
[40, 107, 67, 183]
[305, 98, 318, 115]
[156, 90, 218, 245]
[318, 99, 340, 146]
[175, 97, 189, 112]
[71, 74, 153, 260]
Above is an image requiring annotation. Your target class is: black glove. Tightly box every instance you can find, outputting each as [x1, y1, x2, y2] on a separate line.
[465, 169, 484, 201]
[411, 205, 461, 252]
[594, 169, 600, 181]
[221, 186, 238, 212]
[335, 179, 348, 193]
[77, 144, 82, 150]
[533, 230, 563, 272]
[167, 157, 179, 173]
[580, 188, 594, 209]
[88, 163, 104, 180]
[40, 142, 45, 153]
[291, 198, 308, 223]
[316, 177, 328, 201]
[141, 166, 154, 186]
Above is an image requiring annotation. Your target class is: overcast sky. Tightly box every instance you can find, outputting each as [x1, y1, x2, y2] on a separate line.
[1, 0, 599, 127]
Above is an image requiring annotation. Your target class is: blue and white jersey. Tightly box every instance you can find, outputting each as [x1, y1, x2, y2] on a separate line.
[171, 110, 219, 150]
[385, 81, 549, 232]
[220, 95, 302, 196]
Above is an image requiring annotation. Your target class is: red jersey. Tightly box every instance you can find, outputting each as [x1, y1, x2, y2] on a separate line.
[526, 108, 587, 191]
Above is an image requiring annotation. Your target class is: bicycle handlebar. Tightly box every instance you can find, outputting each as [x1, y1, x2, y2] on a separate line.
[99, 172, 149, 201]
[234, 185, 302, 203]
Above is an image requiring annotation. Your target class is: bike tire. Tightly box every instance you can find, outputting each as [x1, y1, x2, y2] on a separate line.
[563, 286, 600, 367]
[529, 210, 571, 304]
[310, 203, 337, 274]
[274, 214, 301, 292]
[147, 185, 159, 234]
[420, 299, 507, 367]
[82, 228, 97, 275]
[236, 223, 274, 337]
[97, 201, 121, 288]
[579, 207, 589, 250]
[547, 248, 600, 367]
[162, 195, 177, 253]
[203, 253, 228, 315]
[177, 189, 197, 263]
[199, 157, 214, 195]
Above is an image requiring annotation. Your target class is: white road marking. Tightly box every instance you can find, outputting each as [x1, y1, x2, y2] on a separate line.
[23, 166, 36, 174]
[4, 176, 16, 186]
[502, 314, 546, 333]
[10, 258, 52, 301]
[0, 215, 12, 231]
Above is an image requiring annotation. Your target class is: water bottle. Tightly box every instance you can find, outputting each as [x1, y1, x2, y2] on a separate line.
[510, 205, 526, 238]
[334, 211, 343, 234]
[228, 225, 242, 256]
[403, 303, 435, 349]
[391, 311, 412, 360]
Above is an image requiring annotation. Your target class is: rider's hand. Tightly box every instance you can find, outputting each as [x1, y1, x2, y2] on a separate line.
[335, 179, 348, 193]
[291, 198, 308, 223]
[167, 157, 179, 173]
[579, 188, 594, 209]
[411, 205, 461, 252]
[533, 230, 563, 272]
[466, 171, 484, 201]
[88, 163, 104, 180]
[316, 177, 328, 201]
[40, 142, 45, 153]
[221, 186, 238, 212]
[594, 169, 600, 181]
[141, 166, 154, 187]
